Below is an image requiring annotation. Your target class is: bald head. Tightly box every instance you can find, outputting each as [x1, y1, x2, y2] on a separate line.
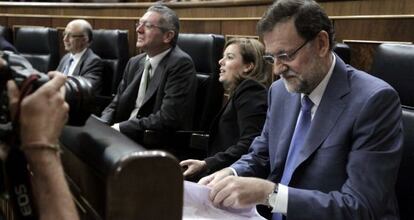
[63, 19, 93, 54]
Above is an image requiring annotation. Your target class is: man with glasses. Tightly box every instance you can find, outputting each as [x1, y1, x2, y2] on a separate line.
[57, 19, 103, 94]
[199, 0, 403, 219]
[100, 5, 197, 144]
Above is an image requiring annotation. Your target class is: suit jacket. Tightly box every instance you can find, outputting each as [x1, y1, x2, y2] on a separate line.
[100, 46, 197, 142]
[0, 36, 17, 53]
[57, 48, 103, 94]
[204, 79, 267, 173]
[232, 55, 403, 219]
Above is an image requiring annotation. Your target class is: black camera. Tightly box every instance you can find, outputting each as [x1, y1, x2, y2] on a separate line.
[0, 50, 95, 219]
[0, 50, 94, 127]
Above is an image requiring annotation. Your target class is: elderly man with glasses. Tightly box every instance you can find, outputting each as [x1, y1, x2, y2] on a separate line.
[56, 19, 104, 94]
[199, 0, 403, 219]
[100, 4, 197, 145]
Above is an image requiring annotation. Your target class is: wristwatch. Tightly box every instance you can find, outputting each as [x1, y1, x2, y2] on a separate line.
[266, 183, 279, 209]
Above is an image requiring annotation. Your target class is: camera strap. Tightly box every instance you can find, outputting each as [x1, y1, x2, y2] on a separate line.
[4, 74, 41, 220]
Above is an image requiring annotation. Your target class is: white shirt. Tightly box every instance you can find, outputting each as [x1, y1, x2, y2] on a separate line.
[274, 53, 336, 215]
[112, 48, 172, 131]
[230, 53, 336, 215]
[67, 48, 87, 76]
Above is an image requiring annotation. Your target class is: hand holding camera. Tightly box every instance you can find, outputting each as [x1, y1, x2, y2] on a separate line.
[0, 53, 80, 220]
[7, 71, 68, 158]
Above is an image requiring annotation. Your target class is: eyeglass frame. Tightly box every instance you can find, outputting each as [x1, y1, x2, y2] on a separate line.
[135, 20, 170, 32]
[263, 38, 312, 64]
[63, 31, 85, 39]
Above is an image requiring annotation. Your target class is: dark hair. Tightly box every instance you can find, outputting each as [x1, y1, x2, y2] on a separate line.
[147, 4, 180, 47]
[224, 38, 272, 93]
[257, 0, 335, 50]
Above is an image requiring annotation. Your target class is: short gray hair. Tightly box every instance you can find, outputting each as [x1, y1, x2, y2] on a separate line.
[147, 4, 180, 47]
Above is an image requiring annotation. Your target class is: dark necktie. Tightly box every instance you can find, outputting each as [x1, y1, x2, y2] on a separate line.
[63, 57, 74, 75]
[273, 96, 313, 220]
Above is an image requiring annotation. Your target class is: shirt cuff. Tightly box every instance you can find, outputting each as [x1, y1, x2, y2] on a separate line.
[111, 123, 120, 131]
[270, 184, 288, 215]
[228, 167, 238, 176]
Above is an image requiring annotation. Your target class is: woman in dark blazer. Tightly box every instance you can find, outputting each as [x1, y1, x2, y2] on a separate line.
[180, 38, 272, 179]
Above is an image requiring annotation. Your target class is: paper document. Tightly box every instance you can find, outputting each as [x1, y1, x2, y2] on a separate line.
[183, 181, 266, 220]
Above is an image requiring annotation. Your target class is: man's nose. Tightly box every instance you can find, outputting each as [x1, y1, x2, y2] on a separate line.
[272, 62, 288, 76]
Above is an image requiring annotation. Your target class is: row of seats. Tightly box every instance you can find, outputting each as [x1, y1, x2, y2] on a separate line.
[0, 24, 351, 151]
[369, 43, 414, 220]
[3, 25, 413, 219]
[0, 26, 129, 98]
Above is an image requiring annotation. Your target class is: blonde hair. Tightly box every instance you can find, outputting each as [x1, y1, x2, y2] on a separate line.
[224, 38, 272, 93]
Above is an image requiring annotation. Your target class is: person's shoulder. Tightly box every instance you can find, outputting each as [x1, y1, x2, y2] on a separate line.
[236, 79, 267, 93]
[233, 79, 268, 101]
[85, 48, 102, 60]
[170, 45, 193, 61]
[347, 65, 395, 95]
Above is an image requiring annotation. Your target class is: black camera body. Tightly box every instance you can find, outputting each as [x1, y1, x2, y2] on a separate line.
[0, 50, 95, 127]
[0, 50, 95, 219]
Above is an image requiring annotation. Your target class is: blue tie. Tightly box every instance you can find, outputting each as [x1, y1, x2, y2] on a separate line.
[273, 96, 313, 220]
[63, 57, 74, 75]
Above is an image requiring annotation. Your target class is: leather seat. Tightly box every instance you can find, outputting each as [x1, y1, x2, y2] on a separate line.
[143, 34, 225, 159]
[370, 43, 414, 106]
[333, 42, 351, 64]
[60, 116, 183, 220]
[90, 29, 129, 97]
[14, 27, 59, 73]
[90, 29, 129, 114]
[397, 106, 414, 220]
[176, 33, 225, 131]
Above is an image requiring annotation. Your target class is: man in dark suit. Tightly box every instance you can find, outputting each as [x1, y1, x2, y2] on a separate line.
[0, 35, 18, 53]
[100, 5, 197, 143]
[56, 19, 103, 94]
[199, 0, 403, 219]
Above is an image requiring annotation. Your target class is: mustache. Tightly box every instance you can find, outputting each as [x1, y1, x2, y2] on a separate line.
[279, 69, 297, 78]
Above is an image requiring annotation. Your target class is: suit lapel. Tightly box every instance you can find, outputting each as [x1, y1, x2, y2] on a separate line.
[141, 53, 169, 105]
[293, 56, 350, 173]
[72, 49, 90, 76]
[57, 54, 69, 72]
[270, 92, 301, 178]
[118, 57, 146, 120]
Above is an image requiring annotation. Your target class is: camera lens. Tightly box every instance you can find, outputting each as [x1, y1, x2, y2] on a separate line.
[65, 76, 95, 126]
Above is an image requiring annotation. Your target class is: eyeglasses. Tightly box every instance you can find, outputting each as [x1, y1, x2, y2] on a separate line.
[263, 39, 310, 64]
[135, 21, 168, 31]
[63, 31, 85, 38]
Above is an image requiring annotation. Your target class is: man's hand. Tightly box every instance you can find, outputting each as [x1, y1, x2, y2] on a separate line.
[7, 72, 68, 147]
[198, 167, 234, 187]
[180, 159, 207, 177]
[209, 176, 275, 209]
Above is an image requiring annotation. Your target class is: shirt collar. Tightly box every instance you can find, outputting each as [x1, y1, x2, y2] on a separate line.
[305, 52, 336, 108]
[146, 48, 171, 72]
[70, 48, 87, 62]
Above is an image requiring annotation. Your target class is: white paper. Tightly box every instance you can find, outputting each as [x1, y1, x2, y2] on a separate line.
[183, 181, 266, 220]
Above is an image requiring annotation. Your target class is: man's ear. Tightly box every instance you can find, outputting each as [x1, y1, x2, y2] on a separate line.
[163, 30, 175, 44]
[315, 30, 330, 57]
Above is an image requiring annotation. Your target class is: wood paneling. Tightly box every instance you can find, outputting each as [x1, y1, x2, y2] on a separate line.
[1, 0, 414, 71]
[221, 20, 258, 36]
[321, 0, 414, 16]
[334, 17, 414, 42]
[180, 20, 221, 34]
